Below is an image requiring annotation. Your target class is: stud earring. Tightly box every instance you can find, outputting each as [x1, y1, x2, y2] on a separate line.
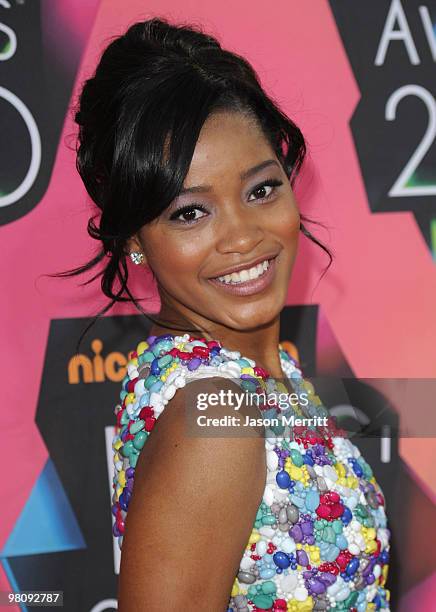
[130, 251, 145, 265]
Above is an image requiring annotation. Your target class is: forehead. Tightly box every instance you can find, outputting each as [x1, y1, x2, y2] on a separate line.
[184, 111, 276, 186]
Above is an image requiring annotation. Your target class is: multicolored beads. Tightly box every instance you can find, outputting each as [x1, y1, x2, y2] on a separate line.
[111, 333, 390, 611]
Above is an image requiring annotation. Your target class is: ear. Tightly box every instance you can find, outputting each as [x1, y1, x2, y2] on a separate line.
[125, 234, 148, 266]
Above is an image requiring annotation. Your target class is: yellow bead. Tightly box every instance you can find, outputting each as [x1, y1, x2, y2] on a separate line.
[302, 380, 315, 395]
[335, 463, 346, 478]
[136, 341, 149, 355]
[276, 382, 288, 394]
[289, 465, 303, 481]
[365, 540, 378, 554]
[127, 356, 138, 367]
[241, 367, 254, 375]
[366, 528, 376, 541]
[113, 439, 122, 451]
[312, 395, 322, 406]
[116, 487, 122, 499]
[231, 580, 240, 597]
[248, 531, 260, 545]
[118, 470, 126, 487]
[125, 393, 136, 405]
[383, 565, 389, 581]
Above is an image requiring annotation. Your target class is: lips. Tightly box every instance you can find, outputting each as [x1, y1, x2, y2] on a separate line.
[207, 254, 278, 297]
[209, 252, 279, 280]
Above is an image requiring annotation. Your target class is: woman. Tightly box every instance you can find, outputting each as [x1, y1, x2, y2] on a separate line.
[67, 18, 390, 611]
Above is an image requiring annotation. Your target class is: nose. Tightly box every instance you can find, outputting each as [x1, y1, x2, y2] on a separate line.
[214, 203, 265, 255]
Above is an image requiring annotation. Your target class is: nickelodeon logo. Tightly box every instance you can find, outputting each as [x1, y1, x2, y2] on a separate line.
[67, 338, 300, 384]
[68, 339, 129, 384]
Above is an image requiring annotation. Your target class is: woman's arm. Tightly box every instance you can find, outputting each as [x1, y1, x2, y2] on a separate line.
[117, 377, 266, 611]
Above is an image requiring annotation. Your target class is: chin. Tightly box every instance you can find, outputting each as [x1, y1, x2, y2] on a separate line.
[219, 300, 283, 331]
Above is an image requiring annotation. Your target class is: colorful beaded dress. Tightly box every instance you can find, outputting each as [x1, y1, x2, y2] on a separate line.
[111, 333, 390, 611]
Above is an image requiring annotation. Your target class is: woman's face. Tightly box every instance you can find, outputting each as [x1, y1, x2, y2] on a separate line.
[130, 110, 300, 333]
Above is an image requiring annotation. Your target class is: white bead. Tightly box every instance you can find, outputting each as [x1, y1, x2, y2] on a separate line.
[281, 539, 296, 554]
[348, 543, 360, 556]
[294, 586, 308, 601]
[163, 384, 176, 400]
[258, 526, 275, 538]
[263, 484, 274, 506]
[174, 376, 186, 388]
[280, 572, 297, 593]
[323, 465, 338, 482]
[266, 450, 279, 470]
[256, 540, 267, 557]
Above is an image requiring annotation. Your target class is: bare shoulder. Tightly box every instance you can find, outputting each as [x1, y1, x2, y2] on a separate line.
[118, 376, 267, 611]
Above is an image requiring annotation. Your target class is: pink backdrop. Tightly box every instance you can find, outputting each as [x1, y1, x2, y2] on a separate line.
[1, 0, 435, 609]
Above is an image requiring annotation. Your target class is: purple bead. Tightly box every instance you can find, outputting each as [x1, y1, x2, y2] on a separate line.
[296, 549, 309, 567]
[111, 505, 118, 517]
[366, 573, 376, 585]
[301, 520, 313, 536]
[319, 573, 337, 586]
[289, 524, 303, 543]
[187, 357, 202, 371]
[127, 478, 134, 492]
[126, 467, 135, 478]
[308, 577, 326, 594]
[146, 335, 157, 345]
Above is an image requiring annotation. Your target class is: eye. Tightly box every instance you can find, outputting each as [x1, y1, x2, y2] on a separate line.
[169, 204, 208, 224]
[248, 179, 283, 202]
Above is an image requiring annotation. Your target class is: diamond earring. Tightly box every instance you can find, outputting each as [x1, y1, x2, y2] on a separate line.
[130, 251, 145, 265]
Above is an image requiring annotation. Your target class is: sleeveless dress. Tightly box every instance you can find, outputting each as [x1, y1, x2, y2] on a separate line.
[111, 333, 390, 611]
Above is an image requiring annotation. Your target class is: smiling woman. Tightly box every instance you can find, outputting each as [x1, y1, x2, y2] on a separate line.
[53, 17, 391, 612]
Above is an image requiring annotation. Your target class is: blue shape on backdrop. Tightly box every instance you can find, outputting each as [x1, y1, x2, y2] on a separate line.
[0, 458, 86, 557]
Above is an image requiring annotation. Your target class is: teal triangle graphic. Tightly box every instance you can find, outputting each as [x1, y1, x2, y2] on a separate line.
[1, 458, 86, 557]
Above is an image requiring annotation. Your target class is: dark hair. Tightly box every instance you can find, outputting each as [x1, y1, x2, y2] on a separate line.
[49, 17, 333, 352]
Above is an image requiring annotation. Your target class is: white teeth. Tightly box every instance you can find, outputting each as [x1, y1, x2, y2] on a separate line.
[216, 259, 271, 285]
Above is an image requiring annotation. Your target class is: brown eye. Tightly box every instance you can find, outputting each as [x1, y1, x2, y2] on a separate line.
[248, 179, 283, 202]
[169, 204, 208, 223]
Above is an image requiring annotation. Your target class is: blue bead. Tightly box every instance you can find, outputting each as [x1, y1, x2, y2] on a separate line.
[150, 358, 161, 375]
[341, 506, 352, 525]
[352, 459, 363, 477]
[346, 558, 359, 576]
[303, 453, 314, 466]
[273, 552, 291, 569]
[276, 470, 291, 489]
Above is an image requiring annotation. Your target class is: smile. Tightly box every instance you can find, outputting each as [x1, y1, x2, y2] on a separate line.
[216, 258, 271, 284]
[208, 255, 278, 297]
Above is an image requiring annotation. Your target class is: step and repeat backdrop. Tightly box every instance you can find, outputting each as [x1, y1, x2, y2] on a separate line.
[1, 1, 436, 610]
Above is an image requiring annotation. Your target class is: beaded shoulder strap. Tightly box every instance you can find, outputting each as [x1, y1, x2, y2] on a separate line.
[110, 332, 305, 548]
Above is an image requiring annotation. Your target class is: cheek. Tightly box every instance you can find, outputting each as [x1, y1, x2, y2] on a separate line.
[142, 229, 208, 284]
[268, 197, 300, 245]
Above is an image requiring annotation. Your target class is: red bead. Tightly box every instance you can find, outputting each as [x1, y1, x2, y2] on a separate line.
[329, 503, 344, 519]
[144, 416, 156, 432]
[116, 409, 125, 427]
[178, 351, 192, 360]
[316, 504, 331, 519]
[207, 340, 220, 348]
[139, 407, 154, 419]
[192, 346, 209, 357]
[169, 348, 179, 357]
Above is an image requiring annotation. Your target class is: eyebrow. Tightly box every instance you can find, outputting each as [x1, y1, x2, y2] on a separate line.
[178, 159, 280, 195]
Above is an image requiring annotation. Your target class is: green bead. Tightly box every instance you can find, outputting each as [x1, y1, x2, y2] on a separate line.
[332, 520, 343, 534]
[252, 594, 273, 609]
[142, 350, 155, 363]
[144, 375, 158, 389]
[247, 586, 258, 598]
[158, 354, 173, 368]
[130, 419, 145, 434]
[323, 526, 336, 544]
[121, 440, 134, 457]
[290, 449, 304, 467]
[237, 358, 251, 367]
[260, 581, 276, 595]
[343, 591, 358, 608]
[261, 515, 276, 526]
[129, 452, 139, 468]
[120, 411, 130, 425]
[133, 431, 147, 450]
[241, 380, 257, 392]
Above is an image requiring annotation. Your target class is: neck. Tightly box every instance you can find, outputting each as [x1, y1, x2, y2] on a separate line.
[148, 305, 286, 379]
